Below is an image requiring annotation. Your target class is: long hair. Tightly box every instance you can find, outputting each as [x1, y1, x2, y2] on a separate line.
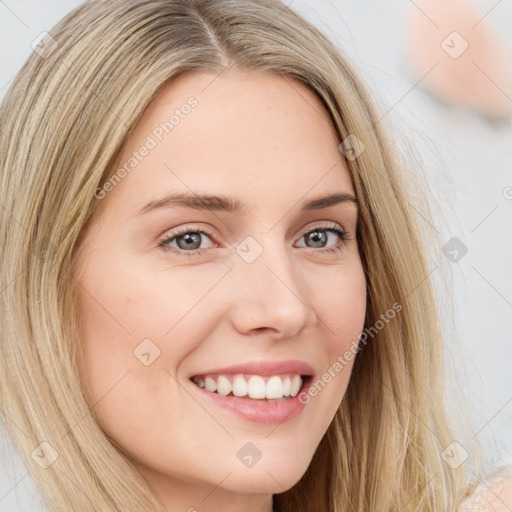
[0, 0, 487, 510]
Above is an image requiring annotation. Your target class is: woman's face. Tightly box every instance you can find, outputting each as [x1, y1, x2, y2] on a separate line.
[73, 69, 367, 511]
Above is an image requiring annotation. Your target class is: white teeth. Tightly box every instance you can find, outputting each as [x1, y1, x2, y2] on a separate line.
[248, 375, 266, 399]
[216, 375, 232, 396]
[232, 375, 248, 397]
[282, 376, 291, 396]
[290, 375, 302, 396]
[265, 375, 283, 399]
[204, 377, 217, 393]
[193, 373, 304, 399]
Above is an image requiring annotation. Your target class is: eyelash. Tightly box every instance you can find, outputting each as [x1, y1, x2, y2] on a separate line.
[158, 221, 348, 257]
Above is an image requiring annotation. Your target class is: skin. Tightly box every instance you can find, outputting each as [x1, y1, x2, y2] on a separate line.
[72, 68, 367, 512]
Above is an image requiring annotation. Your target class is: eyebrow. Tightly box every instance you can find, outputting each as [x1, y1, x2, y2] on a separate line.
[135, 191, 358, 217]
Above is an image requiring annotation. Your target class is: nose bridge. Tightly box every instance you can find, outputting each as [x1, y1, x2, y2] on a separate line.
[227, 232, 316, 335]
[236, 232, 299, 290]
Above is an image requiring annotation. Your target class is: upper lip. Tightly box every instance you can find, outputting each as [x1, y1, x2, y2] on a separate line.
[190, 359, 315, 378]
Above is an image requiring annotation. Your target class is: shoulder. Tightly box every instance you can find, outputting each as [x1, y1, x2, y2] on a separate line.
[458, 465, 512, 512]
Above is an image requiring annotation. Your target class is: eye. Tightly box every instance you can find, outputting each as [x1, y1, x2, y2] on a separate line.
[296, 221, 348, 255]
[158, 221, 349, 257]
[159, 225, 217, 257]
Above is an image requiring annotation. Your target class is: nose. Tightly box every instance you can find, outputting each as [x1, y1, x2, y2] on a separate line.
[227, 238, 317, 339]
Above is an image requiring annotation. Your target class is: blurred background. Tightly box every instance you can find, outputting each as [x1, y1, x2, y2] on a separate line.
[0, 1, 511, 510]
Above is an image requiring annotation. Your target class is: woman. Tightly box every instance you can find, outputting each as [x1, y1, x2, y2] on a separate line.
[0, 0, 509, 511]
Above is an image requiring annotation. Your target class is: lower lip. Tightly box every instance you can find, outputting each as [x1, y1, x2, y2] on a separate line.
[190, 377, 312, 425]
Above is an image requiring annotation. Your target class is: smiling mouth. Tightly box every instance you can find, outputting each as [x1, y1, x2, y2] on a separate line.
[190, 373, 312, 401]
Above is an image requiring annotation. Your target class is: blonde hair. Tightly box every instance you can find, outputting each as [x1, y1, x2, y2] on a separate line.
[0, 0, 489, 510]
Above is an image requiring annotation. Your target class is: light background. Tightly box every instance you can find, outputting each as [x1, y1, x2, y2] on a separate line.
[0, 1, 511, 510]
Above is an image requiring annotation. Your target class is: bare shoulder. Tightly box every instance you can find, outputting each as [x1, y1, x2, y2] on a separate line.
[459, 465, 512, 512]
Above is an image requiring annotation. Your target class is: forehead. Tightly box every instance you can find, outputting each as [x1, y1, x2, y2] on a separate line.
[100, 69, 354, 217]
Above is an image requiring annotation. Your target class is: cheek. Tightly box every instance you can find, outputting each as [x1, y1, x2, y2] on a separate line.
[315, 263, 367, 346]
[303, 264, 366, 406]
[74, 260, 229, 401]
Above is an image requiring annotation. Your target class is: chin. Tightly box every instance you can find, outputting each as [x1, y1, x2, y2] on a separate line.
[216, 454, 311, 494]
